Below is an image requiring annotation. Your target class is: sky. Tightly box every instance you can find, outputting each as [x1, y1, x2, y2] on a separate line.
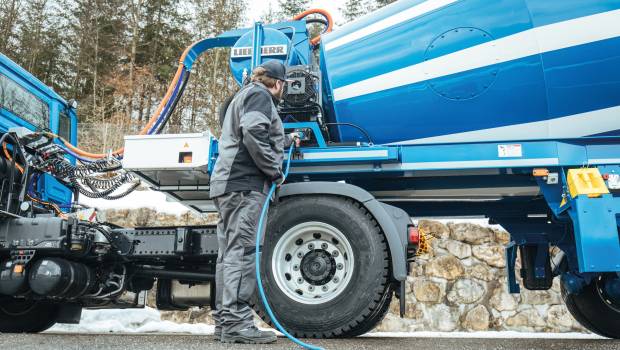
[246, 0, 346, 26]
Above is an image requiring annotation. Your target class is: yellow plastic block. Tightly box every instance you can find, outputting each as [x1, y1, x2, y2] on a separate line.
[567, 168, 610, 198]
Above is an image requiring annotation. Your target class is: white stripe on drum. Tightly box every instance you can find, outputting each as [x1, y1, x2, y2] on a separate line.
[333, 9, 620, 101]
[389, 105, 620, 145]
[324, 0, 459, 51]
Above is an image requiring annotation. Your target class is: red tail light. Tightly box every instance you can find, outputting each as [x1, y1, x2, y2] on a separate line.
[408, 226, 420, 245]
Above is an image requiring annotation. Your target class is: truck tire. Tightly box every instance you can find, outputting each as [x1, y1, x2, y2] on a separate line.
[253, 195, 391, 338]
[0, 298, 59, 333]
[561, 274, 620, 338]
[338, 283, 393, 337]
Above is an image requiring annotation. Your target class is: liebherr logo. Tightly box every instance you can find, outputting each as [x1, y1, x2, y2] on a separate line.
[231, 45, 287, 58]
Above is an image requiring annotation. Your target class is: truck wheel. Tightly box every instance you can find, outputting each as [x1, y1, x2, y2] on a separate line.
[0, 298, 59, 333]
[338, 283, 393, 337]
[254, 195, 391, 338]
[561, 274, 620, 338]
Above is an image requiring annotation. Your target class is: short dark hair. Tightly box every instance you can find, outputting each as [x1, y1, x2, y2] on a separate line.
[250, 67, 278, 88]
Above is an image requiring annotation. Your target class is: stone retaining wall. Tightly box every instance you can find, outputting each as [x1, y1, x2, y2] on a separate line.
[375, 220, 584, 333]
[101, 209, 585, 333]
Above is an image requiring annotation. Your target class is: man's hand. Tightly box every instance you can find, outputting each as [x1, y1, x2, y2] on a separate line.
[288, 132, 301, 147]
[273, 172, 285, 188]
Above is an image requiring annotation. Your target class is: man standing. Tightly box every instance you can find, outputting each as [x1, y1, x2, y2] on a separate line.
[209, 60, 298, 344]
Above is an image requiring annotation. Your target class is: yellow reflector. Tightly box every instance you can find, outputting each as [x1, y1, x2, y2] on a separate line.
[567, 168, 610, 198]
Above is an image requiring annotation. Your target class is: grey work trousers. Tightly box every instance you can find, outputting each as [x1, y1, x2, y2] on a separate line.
[212, 190, 267, 333]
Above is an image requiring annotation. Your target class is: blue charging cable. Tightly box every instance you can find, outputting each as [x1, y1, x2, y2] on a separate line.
[255, 144, 324, 350]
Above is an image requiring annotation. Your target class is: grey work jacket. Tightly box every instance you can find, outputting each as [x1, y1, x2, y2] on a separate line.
[209, 82, 292, 198]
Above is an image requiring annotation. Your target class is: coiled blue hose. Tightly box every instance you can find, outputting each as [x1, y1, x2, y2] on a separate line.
[255, 144, 324, 350]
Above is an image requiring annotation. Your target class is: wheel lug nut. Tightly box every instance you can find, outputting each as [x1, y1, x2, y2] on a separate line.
[333, 277, 339, 283]
[293, 265, 299, 271]
[336, 263, 343, 270]
[308, 243, 315, 250]
[332, 250, 339, 257]
[297, 277, 303, 284]
[322, 286, 328, 291]
[321, 243, 328, 250]
[297, 252, 303, 258]
[308, 285, 314, 291]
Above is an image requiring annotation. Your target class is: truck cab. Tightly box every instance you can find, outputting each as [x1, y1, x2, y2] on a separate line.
[0, 53, 77, 207]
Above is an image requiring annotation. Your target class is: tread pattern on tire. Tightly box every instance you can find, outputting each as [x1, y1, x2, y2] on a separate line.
[0, 300, 59, 333]
[253, 196, 393, 338]
[561, 278, 620, 338]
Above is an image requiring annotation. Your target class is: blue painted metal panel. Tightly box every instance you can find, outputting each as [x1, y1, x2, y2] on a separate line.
[225, 20, 310, 85]
[0, 53, 66, 105]
[556, 143, 588, 166]
[0, 53, 75, 207]
[587, 144, 620, 165]
[285, 138, 614, 175]
[541, 37, 620, 119]
[524, 0, 620, 27]
[319, 0, 620, 144]
[250, 22, 264, 70]
[568, 194, 620, 272]
[330, 54, 548, 144]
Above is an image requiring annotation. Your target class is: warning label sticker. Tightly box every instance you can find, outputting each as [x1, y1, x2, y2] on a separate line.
[498, 144, 522, 158]
[608, 174, 620, 190]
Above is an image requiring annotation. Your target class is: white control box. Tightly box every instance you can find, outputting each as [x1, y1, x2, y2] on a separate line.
[122, 132, 212, 171]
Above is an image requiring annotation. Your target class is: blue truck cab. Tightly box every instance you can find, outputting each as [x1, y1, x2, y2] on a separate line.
[0, 53, 77, 206]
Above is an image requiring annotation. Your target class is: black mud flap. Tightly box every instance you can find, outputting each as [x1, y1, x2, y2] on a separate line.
[56, 303, 82, 324]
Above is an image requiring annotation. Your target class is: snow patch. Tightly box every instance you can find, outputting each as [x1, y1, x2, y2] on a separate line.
[79, 187, 190, 216]
[48, 308, 214, 334]
[48, 308, 601, 339]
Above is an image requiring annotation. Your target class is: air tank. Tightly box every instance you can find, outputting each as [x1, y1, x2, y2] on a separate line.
[319, 0, 620, 145]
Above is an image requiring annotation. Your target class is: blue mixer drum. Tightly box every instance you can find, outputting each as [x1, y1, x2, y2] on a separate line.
[319, 0, 620, 145]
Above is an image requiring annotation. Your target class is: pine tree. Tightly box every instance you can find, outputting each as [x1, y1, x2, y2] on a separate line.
[341, 0, 367, 23]
[277, 0, 310, 20]
[374, 0, 397, 7]
[260, 3, 279, 23]
[170, 0, 246, 135]
[0, 0, 22, 53]
[0, 0, 248, 148]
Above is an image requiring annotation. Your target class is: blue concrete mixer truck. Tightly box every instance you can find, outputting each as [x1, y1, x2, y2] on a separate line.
[1, 0, 620, 338]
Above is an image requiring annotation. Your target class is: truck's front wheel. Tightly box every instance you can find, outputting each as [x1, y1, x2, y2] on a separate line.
[0, 298, 59, 333]
[254, 195, 392, 338]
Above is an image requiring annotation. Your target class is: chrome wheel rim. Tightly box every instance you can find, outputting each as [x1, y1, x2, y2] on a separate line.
[271, 221, 354, 304]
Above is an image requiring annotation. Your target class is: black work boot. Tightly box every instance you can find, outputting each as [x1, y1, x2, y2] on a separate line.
[221, 326, 277, 344]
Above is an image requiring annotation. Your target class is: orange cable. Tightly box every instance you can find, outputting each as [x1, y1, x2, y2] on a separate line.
[0, 146, 66, 218]
[27, 194, 67, 218]
[293, 9, 334, 46]
[53, 45, 197, 159]
[2, 142, 24, 174]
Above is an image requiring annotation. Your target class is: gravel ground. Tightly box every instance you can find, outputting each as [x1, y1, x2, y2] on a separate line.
[1, 333, 619, 350]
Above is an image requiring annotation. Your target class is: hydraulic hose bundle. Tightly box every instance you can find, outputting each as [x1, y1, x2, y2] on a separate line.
[3, 130, 139, 216]
[43, 157, 138, 200]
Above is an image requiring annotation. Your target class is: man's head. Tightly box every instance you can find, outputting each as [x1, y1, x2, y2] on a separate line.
[250, 61, 291, 101]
